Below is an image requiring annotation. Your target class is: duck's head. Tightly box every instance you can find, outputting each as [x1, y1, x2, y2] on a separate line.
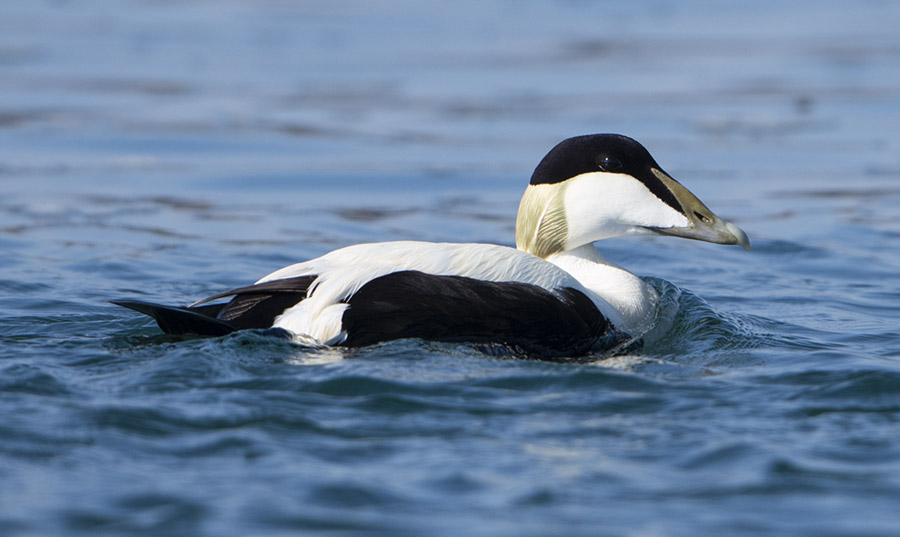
[516, 134, 750, 258]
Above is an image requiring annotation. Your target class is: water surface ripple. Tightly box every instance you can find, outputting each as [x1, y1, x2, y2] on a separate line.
[3, 1, 900, 536]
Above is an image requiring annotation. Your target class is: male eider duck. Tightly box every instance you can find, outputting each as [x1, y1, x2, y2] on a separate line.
[113, 134, 749, 358]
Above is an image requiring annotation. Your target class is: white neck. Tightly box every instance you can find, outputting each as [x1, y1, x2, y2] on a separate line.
[545, 244, 660, 337]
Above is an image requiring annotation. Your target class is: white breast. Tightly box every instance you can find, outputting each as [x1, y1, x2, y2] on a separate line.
[546, 245, 660, 338]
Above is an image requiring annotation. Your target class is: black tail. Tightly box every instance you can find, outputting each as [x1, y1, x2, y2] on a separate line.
[110, 299, 236, 336]
[111, 275, 317, 336]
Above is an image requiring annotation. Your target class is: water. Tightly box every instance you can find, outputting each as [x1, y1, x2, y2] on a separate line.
[2, 0, 900, 535]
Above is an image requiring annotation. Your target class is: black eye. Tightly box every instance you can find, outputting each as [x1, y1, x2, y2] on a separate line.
[694, 211, 712, 224]
[599, 156, 623, 171]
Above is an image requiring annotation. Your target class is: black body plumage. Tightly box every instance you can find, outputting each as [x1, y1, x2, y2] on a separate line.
[341, 271, 612, 356]
[112, 271, 619, 358]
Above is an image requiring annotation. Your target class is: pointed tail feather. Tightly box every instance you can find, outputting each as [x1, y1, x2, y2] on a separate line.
[110, 299, 236, 336]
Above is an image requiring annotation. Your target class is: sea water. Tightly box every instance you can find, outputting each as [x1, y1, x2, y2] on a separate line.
[2, 1, 900, 535]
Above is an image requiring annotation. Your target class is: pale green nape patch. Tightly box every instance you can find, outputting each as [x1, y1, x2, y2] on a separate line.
[515, 183, 568, 258]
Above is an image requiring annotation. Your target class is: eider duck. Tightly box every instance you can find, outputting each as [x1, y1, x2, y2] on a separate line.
[112, 134, 750, 358]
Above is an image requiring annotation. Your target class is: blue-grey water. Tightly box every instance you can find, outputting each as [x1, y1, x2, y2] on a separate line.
[3, 1, 900, 535]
